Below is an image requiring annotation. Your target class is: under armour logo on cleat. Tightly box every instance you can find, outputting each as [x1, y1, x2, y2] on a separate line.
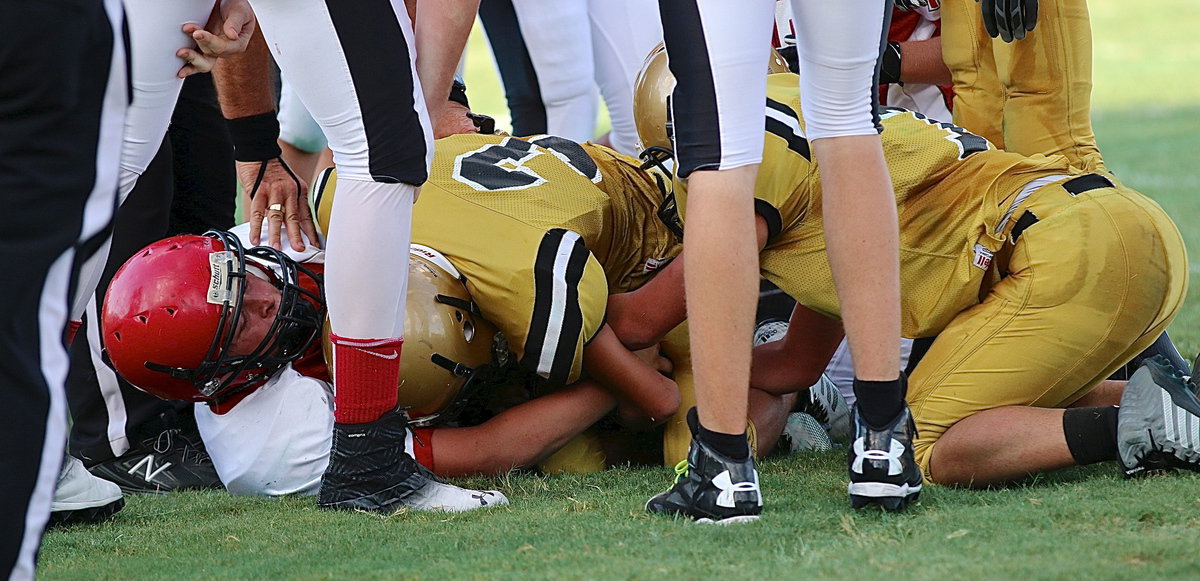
[472, 493, 490, 506]
[852, 438, 905, 476]
[712, 470, 762, 508]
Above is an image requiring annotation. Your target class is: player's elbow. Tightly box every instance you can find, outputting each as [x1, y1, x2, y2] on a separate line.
[620, 383, 680, 430]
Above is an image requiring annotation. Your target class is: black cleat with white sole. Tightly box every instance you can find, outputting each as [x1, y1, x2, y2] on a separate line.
[318, 409, 506, 513]
[646, 436, 762, 525]
[848, 403, 922, 511]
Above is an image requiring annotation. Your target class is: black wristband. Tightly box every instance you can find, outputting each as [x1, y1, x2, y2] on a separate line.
[880, 41, 903, 86]
[226, 112, 283, 162]
[449, 78, 469, 108]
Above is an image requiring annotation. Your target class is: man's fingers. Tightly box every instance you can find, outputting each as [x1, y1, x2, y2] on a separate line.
[298, 216, 321, 249]
[267, 200, 286, 251]
[284, 196, 306, 252]
[176, 48, 215, 77]
[248, 208, 265, 246]
[223, 0, 257, 40]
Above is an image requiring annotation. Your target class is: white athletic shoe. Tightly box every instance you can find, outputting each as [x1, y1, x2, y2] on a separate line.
[799, 374, 853, 444]
[753, 319, 789, 346]
[404, 480, 508, 512]
[782, 412, 834, 452]
[50, 455, 124, 526]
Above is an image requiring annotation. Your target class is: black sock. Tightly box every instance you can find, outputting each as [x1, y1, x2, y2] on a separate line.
[853, 375, 907, 429]
[1062, 406, 1119, 465]
[688, 407, 750, 461]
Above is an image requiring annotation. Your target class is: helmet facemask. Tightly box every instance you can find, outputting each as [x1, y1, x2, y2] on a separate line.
[143, 230, 325, 404]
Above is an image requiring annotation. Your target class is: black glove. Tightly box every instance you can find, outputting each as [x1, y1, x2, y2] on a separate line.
[979, 0, 1038, 42]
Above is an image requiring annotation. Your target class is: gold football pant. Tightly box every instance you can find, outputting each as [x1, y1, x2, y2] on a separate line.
[909, 175, 1188, 480]
[942, 0, 1104, 172]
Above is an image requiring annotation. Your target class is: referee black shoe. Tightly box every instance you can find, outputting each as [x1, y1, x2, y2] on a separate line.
[847, 403, 922, 511]
[646, 437, 762, 524]
[88, 424, 222, 494]
[318, 409, 506, 513]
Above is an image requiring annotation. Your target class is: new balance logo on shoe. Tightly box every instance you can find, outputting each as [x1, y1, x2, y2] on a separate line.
[711, 470, 762, 509]
[128, 454, 172, 483]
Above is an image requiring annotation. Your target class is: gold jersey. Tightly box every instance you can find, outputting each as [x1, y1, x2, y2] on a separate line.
[315, 133, 679, 384]
[676, 73, 1078, 337]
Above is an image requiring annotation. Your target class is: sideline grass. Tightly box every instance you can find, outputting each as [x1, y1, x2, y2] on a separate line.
[42, 1, 1200, 579]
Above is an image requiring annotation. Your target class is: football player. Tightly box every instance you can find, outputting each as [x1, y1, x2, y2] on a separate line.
[941, 0, 1100, 172]
[101, 122, 686, 496]
[100, 230, 625, 503]
[649, 0, 920, 521]
[615, 63, 1193, 497]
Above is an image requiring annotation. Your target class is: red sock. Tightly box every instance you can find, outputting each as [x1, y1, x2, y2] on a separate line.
[330, 334, 403, 424]
[65, 320, 83, 346]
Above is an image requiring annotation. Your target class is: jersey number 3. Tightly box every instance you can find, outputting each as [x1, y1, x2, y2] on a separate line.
[453, 136, 602, 192]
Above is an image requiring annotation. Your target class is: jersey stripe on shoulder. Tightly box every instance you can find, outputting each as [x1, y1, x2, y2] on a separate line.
[523, 228, 591, 384]
[764, 98, 810, 160]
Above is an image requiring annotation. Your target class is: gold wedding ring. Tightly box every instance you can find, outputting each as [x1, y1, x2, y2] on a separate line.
[268, 203, 284, 212]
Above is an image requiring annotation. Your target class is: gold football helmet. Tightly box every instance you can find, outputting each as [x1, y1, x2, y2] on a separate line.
[633, 43, 793, 154]
[323, 245, 503, 425]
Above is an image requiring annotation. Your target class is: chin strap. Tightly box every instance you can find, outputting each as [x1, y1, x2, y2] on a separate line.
[639, 146, 684, 241]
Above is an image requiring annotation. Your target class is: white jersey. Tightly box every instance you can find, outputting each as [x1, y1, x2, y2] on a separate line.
[194, 367, 425, 497]
[195, 366, 333, 496]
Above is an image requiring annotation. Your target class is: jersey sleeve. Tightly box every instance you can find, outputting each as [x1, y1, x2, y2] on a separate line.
[514, 228, 608, 385]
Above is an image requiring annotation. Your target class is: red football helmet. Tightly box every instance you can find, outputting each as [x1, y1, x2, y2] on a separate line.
[102, 230, 324, 405]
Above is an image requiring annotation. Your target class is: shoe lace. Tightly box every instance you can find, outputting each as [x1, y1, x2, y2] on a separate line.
[153, 428, 212, 466]
[671, 459, 689, 483]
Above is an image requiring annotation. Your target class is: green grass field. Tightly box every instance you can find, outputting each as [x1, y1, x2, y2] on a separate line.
[40, 1, 1200, 578]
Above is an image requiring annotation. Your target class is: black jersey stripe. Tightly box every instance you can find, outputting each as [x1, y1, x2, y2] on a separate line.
[765, 116, 811, 161]
[324, 0, 428, 185]
[659, 0, 722, 177]
[311, 166, 335, 229]
[754, 198, 784, 240]
[765, 97, 797, 120]
[523, 229, 591, 384]
[764, 98, 810, 159]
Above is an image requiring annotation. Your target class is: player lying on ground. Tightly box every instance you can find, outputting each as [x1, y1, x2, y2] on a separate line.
[611, 68, 1194, 497]
[101, 120, 686, 497]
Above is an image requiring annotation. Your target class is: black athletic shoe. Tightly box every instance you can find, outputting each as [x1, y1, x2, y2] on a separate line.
[847, 403, 922, 511]
[88, 425, 222, 494]
[1108, 331, 1190, 381]
[318, 409, 506, 513]
[646, 437, 762, 524]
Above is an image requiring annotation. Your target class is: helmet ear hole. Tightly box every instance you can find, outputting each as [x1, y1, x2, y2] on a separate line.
[455, 310, 464, 323]
[462, 318, 475, 342]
